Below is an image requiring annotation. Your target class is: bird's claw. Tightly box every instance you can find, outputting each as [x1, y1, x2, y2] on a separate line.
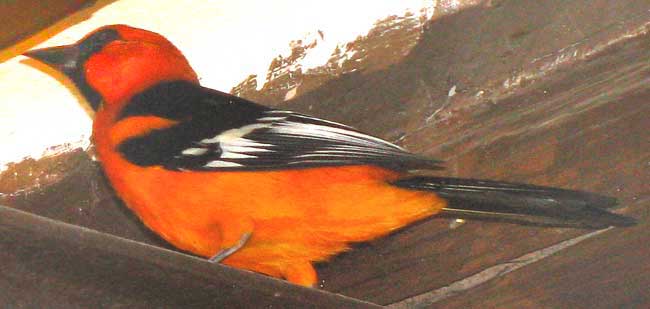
[209, 232, 252, 263]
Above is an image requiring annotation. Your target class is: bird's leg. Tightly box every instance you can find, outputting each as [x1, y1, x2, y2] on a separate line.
[209, 231, 252, 263]
[208, 216, 254, 263]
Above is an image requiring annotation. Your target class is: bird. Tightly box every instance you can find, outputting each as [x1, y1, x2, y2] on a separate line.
[24, 24, 635, 287]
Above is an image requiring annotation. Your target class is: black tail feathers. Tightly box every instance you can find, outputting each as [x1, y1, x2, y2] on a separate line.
[392, 176, 636, 229]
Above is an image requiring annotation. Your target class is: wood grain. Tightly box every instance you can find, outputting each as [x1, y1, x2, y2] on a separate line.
[0, 0, 103, 57]
[0, 205, 379, 308]
[1, 0, 648, 307]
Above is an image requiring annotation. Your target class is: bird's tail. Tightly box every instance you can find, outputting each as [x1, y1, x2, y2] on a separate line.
[392, 176, 636, 229]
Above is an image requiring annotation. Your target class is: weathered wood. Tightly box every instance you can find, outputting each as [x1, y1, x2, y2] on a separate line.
[0, 0, 99, 53]
[1, 0, 648, 307]
[0, 205, 379, 308]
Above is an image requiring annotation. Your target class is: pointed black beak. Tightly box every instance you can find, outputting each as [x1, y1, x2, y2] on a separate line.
[23, 44, 81, 74]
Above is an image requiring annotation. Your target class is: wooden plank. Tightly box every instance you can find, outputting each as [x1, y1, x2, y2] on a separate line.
[0, 205, 379, 308]
[434, 207, 650, 308]
[421, 35, 650, 307]
[0, 0, 100, 54]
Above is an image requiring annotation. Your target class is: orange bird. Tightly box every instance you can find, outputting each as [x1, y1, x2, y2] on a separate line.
[24, 25, 634, 286]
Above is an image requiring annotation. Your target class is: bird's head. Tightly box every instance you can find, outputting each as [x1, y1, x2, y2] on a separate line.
[24, 25, 198, 112]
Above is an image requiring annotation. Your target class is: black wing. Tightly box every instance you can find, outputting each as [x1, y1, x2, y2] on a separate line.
[117, 81, 442, 171]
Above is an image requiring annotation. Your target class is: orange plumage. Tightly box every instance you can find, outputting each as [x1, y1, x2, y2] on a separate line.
[24, 24, 634, 287]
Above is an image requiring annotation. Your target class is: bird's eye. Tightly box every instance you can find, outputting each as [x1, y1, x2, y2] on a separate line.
[78, 29, 121, 57]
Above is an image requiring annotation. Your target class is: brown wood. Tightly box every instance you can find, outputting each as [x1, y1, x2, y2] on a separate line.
[0, 205, 379, 308]
[423, 35, 650, 308]
[1, 0, 649, 307]
[0, 0, 106, 61]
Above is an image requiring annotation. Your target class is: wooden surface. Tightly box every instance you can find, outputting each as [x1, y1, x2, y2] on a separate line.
[429, 36, 650, 308]
[0, 0, 104, 60]
[1, 0, 649, 307]
[0, 205, 378, 308]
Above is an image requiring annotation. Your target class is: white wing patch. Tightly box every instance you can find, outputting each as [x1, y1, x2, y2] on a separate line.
[204, 160, 243, 168]
[177, 110, 427, 170]
[200, 123, 271, 144]
[181, 147, 209, 156]
[197, 123, 275, 166]
[269, 121, 404, 152]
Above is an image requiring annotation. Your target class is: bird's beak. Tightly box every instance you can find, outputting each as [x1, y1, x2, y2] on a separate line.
[23, 44, 81, 74]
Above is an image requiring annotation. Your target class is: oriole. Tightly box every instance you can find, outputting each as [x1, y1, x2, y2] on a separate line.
[24, 25, 635, 287]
